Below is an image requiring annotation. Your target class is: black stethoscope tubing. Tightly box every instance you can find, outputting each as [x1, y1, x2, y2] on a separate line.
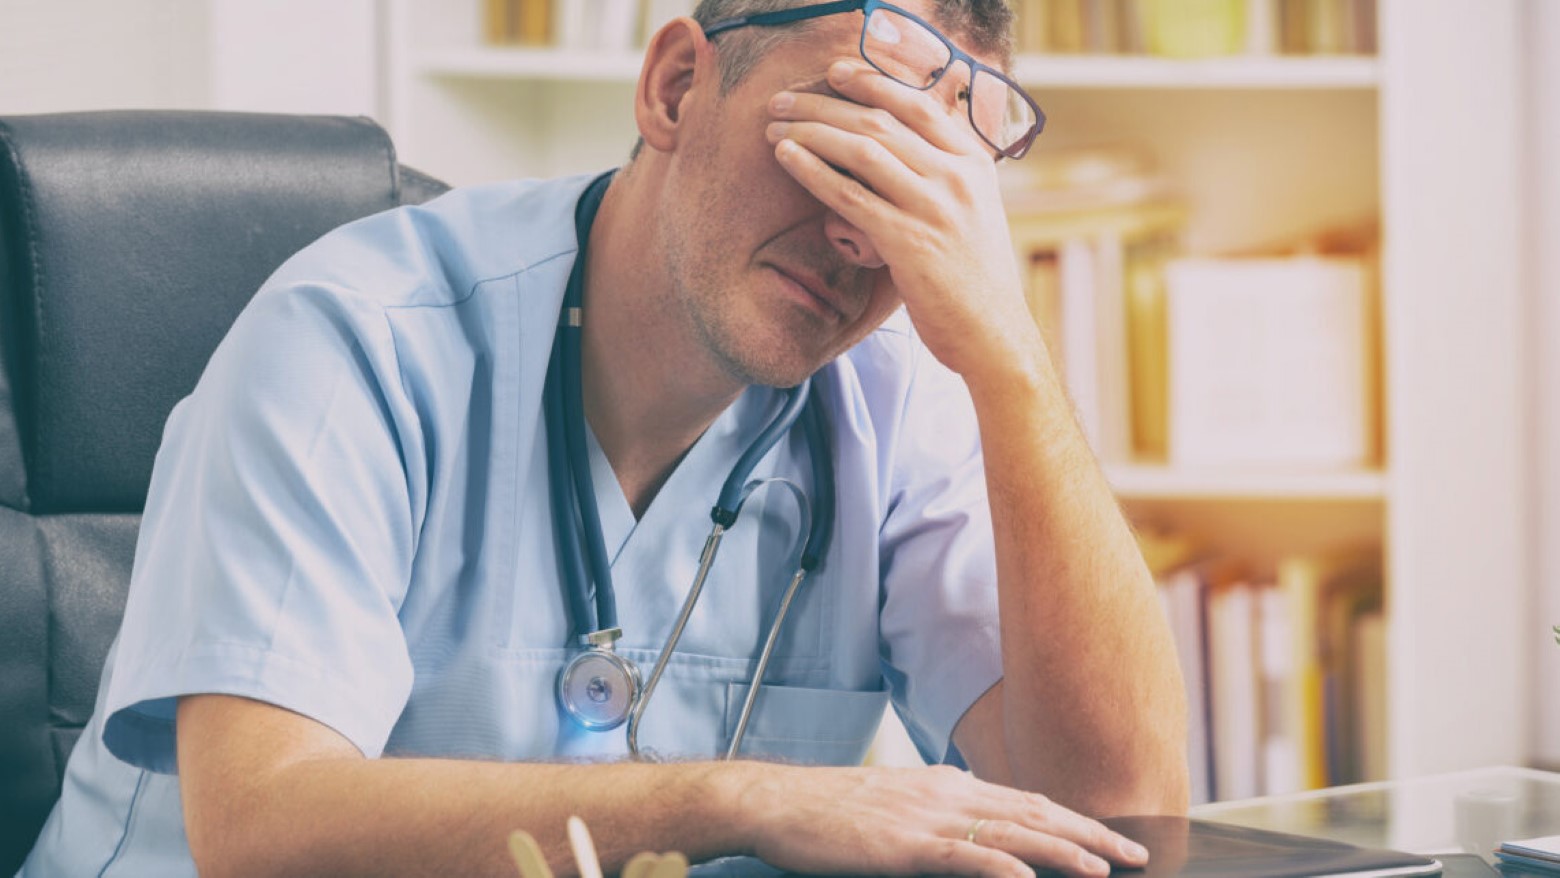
[546, 171, 837, 741]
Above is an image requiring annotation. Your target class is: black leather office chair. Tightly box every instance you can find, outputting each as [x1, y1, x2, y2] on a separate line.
[0, 110, 449, 873]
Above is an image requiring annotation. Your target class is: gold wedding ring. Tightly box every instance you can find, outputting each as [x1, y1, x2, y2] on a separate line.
[965, 818, 988, 845]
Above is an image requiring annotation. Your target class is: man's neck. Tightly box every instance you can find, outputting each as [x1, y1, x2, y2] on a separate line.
[577, 170, 745, 518]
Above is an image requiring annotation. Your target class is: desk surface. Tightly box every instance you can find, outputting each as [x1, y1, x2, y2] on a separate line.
[1190, 766, 1560, 857]
[686, 767, 1560, 876]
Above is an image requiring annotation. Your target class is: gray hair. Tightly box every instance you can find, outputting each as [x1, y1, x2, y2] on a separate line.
[693, 0, 1016, 93]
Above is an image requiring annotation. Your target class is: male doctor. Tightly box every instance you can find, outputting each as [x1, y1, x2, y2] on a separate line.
[22, 1, 1188, 876]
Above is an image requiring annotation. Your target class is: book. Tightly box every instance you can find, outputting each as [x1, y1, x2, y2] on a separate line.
[485, 0, 518, 44]
[1207, 580, 1259, 801]
[1275, 556, 1329, 791]
[1024, 249, 1064, 381]
[1350, 609, 1386, 782]
[1117, 0, 1148, 54]
[1246, 0, 1276, 54]
[1159, 568, 1213, 805]
[1014, 0, 1052, 54]
[1059, 238, 1103, 451]
[1125, 236, 1171, 459]
[1076, 816, 1440, 877]
[1163, 256, 1374, 469]
[1257, 582, 1301, 795]
[1317, 559, 1382, 784]
[1050, 0, 1088, 53]
[1093, 229, 1133, 462]
[517, 0, 551, 46]
[1496, 835, 1560, 872]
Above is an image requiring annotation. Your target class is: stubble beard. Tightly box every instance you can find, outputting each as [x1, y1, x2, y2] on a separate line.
[662, 205, 836, 390]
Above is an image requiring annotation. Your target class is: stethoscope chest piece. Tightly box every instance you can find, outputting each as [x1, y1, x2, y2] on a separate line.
[556, 628, 642, 731]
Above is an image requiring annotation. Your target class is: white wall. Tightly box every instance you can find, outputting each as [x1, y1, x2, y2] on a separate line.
[0, 0, 210, 113]
[208, 0, 380, 118]
[1530, 0, 1560, 770]
[0, 0, 379, 119]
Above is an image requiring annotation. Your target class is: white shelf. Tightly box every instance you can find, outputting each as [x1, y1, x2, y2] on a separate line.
[1012, 54, 1378, 89]
[415, 47, 645, 81]
[1105, 465, 1387, 501]
[414, 47, 1378, 90]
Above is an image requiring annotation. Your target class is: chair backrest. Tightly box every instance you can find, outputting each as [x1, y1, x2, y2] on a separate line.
[0, 110, 449, 873]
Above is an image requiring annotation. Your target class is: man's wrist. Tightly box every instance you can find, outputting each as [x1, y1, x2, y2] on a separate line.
[686, 759, 768, 858]
[960, 344, 1058, 412]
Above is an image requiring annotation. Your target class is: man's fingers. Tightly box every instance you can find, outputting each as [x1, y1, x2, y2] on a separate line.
[768, 88, 945, 175]
[967, 820, 1111, 878]
[908, 837, 1035, 878]
[766, 120, 930, 214]
[1006, 790, 1149, 867]
[772, 138, 908, 249]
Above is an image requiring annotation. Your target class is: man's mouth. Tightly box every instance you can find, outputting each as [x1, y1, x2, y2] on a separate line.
[770, 265, 846, 321]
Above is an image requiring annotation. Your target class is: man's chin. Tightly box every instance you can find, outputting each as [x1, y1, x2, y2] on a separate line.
[716, 345, 830, 390]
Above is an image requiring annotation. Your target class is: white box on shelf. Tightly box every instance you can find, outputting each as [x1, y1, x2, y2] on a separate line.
[1164, 256, 1372, 468]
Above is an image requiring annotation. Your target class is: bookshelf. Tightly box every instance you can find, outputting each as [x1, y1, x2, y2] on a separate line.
[372, 0, 1531, 790]
[1106, 465, 1386, 501]
[415, 46, 1379, 89]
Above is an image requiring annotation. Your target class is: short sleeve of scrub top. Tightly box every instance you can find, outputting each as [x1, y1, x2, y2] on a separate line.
[97, 264, 424, 771]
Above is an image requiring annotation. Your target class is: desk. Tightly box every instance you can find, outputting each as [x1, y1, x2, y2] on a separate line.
[1191, 766, 1560, 858]
[690, 767, 1560, 876]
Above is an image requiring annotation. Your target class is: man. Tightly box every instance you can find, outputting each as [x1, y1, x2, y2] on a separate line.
[22, 1, 1187, 875]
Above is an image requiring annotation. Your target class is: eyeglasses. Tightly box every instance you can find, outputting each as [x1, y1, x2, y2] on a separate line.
[703, 0, 1045, 160]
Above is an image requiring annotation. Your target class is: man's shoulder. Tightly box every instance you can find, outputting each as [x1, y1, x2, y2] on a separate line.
[263, 173, 599, 312]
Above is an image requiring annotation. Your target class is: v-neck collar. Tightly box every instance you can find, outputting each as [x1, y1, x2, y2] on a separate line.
[582, 385, 783, 568]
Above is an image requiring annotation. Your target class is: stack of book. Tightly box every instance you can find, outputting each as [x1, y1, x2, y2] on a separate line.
[1274, 0, 1378, 55]
[1011, 0, 1378, 57]
[1002, 146, 1380, 471]
[483, 0, 1378, 57]
[483, 0, 695, 50]
[1000, 145, 1184, 463]
[1496, 837, 1560, 873]
[1152, 551, 1386, 804]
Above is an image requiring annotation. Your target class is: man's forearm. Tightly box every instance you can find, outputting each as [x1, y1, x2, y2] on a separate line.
[179, 693, 752, 878]
[965, 354, 1189, 817]
[192, 752, 745, 878]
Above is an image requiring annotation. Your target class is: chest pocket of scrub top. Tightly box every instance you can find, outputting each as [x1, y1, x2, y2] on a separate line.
[724, 682, 889, 765]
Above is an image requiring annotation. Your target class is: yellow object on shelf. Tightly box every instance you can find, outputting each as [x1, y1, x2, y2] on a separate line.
[517, 0, 551, 47]
[1142, 0, 1245, 58]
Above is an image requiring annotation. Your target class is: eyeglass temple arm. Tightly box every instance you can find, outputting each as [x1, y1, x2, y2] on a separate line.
[702, 0, 865, 38]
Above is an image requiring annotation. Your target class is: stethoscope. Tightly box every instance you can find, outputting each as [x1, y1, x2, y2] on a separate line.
[546, 172, 837, 759]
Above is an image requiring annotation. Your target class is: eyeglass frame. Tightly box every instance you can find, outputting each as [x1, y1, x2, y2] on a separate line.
[702, 0, 1046, 160]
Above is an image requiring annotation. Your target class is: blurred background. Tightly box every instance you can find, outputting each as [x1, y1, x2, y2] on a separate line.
[1, 0, 1555, 805]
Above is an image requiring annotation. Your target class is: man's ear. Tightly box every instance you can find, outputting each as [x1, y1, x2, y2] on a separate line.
[635, 17, 714, 154]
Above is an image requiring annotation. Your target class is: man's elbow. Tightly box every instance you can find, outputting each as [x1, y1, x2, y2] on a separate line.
[184, 794, 266, 878]
[1054, 737, 1191, 818]
[1092, 762, 1190, 817]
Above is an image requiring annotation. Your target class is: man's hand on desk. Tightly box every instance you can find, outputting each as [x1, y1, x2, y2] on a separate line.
[730, 762, 1149, 878]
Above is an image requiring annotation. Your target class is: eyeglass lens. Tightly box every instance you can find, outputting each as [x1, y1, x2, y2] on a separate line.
[860, 6, 1038, 156]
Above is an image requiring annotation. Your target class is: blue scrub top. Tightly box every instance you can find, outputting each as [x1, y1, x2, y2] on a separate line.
[22, 173, 1002, 876]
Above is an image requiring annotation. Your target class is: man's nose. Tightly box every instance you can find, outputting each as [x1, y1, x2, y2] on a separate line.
[823, 211, 886, 269]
